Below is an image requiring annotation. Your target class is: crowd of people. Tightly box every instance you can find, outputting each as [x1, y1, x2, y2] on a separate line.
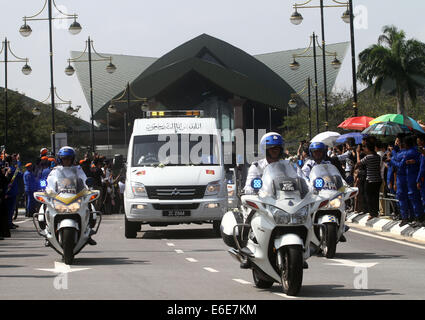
[0, 147, 126, 240]
[293, 132, 425, 228]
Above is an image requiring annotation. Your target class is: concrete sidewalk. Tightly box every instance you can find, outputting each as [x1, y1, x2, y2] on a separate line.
[347, 212, 425, 242]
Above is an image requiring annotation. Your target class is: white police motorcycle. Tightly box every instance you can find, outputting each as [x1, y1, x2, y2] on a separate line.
[33, 167, 102, 265]
[309, 164, 358, 258]
[221, 161, 327, 296]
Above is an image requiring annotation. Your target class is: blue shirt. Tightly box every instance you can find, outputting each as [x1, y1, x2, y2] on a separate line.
[24, 170, 39, 193]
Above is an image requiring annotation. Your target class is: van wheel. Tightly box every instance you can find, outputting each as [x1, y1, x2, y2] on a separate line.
[125, 216, 139, 239]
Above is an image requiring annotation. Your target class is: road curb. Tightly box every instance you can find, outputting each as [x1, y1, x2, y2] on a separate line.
[346, 212, 425, 243]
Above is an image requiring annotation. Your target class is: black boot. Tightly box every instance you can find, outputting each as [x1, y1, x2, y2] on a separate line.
[87, 237, 97, 246]
[399, 220, 409, 227]
[239, 258, 251, 269]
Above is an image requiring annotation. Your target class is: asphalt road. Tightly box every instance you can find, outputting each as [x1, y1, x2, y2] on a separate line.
[1, 214, 425, 300]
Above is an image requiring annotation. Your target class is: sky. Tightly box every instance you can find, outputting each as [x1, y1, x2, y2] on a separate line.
[1, 0, 425, 123]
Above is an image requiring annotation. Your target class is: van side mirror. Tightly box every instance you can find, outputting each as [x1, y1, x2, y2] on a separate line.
[86, 177, 95, 188]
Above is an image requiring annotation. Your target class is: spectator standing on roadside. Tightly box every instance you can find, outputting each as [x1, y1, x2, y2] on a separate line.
[23, 163, 38, 217]
[89, 159, 105, 211]
[402, 135, 424, 227]
[416, 134, 425, 211]
[356, 141, 382, 221]
[118, 177, 125, 214]
[5, 154, 22, 230]
[0, 165, 12, 239]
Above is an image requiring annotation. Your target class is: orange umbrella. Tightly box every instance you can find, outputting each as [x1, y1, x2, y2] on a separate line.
[338, 116, 375, 130]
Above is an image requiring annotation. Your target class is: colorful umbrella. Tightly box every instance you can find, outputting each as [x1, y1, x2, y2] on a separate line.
[362, 122, 412, 136]
[338, 116, 375, 130]
[311, 131, 341, 147]
[369, 114, 425, 134]
[335, 132, 366, 145]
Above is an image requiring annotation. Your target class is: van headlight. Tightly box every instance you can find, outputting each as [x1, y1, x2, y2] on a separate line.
[268, 205, 309, 225]
[131, 182, 147, 197]
[53, 200, 81, 214]
[206, 181, 221, 195]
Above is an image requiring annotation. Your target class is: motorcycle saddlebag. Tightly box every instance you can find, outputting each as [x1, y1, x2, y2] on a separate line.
[220, 210, 244, 249]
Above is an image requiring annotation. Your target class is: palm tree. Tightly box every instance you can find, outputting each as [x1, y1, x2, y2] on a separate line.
[357, 25, 425, 116]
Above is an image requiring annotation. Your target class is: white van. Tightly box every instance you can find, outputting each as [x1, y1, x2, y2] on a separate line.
[124, 111, 228, 238]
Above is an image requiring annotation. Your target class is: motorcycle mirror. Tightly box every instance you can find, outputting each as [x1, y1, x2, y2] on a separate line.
[251, 178, 263, 191]
[86, 177, 95, 188]
[313, 178, 325, 191]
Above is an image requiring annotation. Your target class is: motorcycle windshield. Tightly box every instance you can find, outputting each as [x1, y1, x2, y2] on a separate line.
[48, 167, 86, 195]
[309, 164, 344, 191]
[260, 161, 311, 199]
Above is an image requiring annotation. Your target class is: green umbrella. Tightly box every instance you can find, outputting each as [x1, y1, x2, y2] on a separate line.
[370, 114, 425, 133]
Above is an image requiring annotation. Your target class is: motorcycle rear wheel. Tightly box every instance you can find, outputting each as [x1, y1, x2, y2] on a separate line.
[62, 228, 76, 265]
[279, 245, 303, 296]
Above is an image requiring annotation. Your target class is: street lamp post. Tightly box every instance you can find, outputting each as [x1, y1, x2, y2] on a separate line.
[65, 37, 117, 153]
[20, 0, 81, 155]
[109, 83, 148, 146]
[290, 34, 341, 134]
[0, 38, 32, 149]
[291, 0, 358, 118]
[288, 78, 312, 139]
[38, 87, 73, 112]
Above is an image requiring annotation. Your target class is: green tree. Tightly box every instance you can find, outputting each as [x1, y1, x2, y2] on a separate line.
[0, 90, 89, 162]
[357, 25, 425, 116]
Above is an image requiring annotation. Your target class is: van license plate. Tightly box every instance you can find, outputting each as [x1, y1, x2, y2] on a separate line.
[163, 210, 191, 217]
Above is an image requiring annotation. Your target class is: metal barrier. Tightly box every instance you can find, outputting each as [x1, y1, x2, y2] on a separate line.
[379, 192, 399, 217]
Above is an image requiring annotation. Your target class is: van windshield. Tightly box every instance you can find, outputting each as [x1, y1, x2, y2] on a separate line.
[132, 134, 221, 167]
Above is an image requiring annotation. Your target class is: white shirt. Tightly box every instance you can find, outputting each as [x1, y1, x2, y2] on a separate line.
[302, 159, 331, 179]
[46, 166, 88, 194]
[244, 159, 270, 194]
[244, 159, 305, 194]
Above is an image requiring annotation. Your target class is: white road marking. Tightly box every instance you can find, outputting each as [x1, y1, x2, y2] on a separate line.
[167, 243, 175, 247]
[37, 261, 91, 274]
[175, 249, 184, 254]
[349, 228, 425, 250]
[186, 258, 198, 263]
[204, 267, 219, 273]
[233, 279, 252, 285]
[274, 293, 298, 299]
[325, 258, 378, 268]
[15, 219, 31, 225]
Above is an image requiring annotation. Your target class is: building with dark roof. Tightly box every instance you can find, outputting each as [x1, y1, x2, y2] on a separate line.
[73, 34, 348, 153]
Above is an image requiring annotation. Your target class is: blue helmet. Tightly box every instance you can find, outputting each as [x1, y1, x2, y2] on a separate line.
[309, 142, 327, 157]
[260, 133, 284, 155]
[57, 146, 76, 164]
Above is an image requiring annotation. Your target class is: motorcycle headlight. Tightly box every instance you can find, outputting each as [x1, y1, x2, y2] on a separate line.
[53, 200, 81, 214]
[329, 196, 342, 209]
[268, 205, 309, 225]
[131, 182, 147, 197]
[206, 181, 221, 195]
[291, 206, 309, 225]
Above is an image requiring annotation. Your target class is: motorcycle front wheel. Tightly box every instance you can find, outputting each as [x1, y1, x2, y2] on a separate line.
[279, 245, 303, 296]
[322, 223, 338, 259]
[62, 228, 76, 265]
